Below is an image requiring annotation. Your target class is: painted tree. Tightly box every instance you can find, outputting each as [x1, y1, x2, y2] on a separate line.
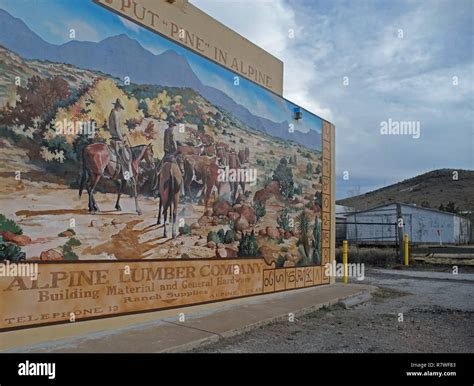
[272, 157, 294, 199]
[2, 75, 70, 139]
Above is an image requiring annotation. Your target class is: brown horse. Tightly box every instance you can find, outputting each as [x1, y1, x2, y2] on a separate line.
[177, 154, 219, 209]
[228, 151, 246, 204]
[154, 162, 182, 239]
[79, 143, 155, 215]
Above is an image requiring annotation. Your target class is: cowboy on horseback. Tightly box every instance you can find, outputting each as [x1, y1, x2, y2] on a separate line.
[108, 98, 133, 180]
[153, 118, 178, 195]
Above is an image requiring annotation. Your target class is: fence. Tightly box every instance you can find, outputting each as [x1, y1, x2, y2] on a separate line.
[336, 207, 399, 247]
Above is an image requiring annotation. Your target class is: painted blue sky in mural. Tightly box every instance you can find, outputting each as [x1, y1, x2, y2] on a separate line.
[0, 0, 323, 140]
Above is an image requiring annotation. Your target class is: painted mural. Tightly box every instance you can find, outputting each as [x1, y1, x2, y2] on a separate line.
[0, 0, 329, 266]
[0, 0, 334, 330]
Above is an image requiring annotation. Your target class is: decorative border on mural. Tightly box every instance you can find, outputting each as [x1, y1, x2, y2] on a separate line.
[322, 120, 332, 284]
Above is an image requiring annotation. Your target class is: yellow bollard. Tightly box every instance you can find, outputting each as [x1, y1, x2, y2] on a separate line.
[342, 240, 348, 284]
[404, 234, 409, 266]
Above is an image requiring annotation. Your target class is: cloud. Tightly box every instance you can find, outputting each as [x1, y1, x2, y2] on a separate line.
[44, 18, 100, 42]
[119, 16, 141, 33]
[191, 0, 332, 119]
[191, 0, 473, 199]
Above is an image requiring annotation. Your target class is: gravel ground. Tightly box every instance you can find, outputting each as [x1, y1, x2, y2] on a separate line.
[191, 268, 474, 353]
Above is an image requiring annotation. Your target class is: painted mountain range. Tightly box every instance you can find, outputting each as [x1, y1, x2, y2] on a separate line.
[0, 9, 321, 150]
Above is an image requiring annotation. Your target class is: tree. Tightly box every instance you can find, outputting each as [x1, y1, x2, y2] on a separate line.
[296, 210, 310, 264]
[306, 162, 313, 174]
[277, 208, 291, 231]
[3, 75, 70, 138]
[252, 202, 266, 223]
[238, 231, 260, 257]
[197, 121, 205, 133]
[314, 191, 322, 207]
[311, 219, 321, 265]
[272, 157, 294, 199]
[138, 100, 148, 116]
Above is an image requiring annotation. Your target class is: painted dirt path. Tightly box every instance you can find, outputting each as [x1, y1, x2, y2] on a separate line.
[0, 175, 299, 262]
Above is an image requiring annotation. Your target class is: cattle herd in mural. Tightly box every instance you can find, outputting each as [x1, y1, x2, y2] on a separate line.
[0, 6, 326, 269]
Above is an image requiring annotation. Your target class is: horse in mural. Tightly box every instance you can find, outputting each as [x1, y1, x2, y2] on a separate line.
[154, 161, 182, 239]
[228, 151, 247, 204]
[79, 143, 155, 215]
[177, 154, 220, 209]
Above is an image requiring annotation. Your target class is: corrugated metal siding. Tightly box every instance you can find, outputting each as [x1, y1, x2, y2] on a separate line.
[400, 205, 454, 243]
[345, 204, 470, 244]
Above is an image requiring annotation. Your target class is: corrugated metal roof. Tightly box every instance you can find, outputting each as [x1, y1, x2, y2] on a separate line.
[345, 201, 468, 219]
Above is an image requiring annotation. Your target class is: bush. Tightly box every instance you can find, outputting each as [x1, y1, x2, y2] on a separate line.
[63, 251, 79, 260]
[65, 237, 81, 248]
[277, 209, 291, 231]
[314, 191, 322, 207]
[2, 75, 70, 138]
[312, 219, 322, 265]
[294, 184, 303, 195]
[0, 214, 23, 235]
[272, 157, 294, 198]
[217, 229, 225, 243]
[296, 211, 322, 266]
[335, 246, 398, 267]
[207, 231, 221, 244]
[61, 238, 81, 260]
[276, 255, 286, 268]
[272, 158, 294, 199]
[224, 229, 236, 244]
[238, 231, 260, 257]
[252, 202, 266, 223]
[58, 228, 76, 237]
[179, 224, 192, 235]
[0, 237, 25, 262]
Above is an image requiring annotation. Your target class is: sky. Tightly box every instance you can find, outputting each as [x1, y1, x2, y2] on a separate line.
[192, 0, 474, 199]
[1, 0, 472, 199]
[0, 0, 323, 136]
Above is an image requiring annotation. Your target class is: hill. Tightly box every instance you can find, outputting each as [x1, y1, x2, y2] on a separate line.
[0, 9, 322, 150]
[337, 169, 474, 212]
[0, 44, 104, 107]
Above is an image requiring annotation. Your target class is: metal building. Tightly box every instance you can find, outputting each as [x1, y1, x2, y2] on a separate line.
[345, 202, 471, 245]
[336, 204, 352, 245]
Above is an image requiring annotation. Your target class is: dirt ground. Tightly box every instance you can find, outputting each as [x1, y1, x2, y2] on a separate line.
[0, 174, 302, 262]
[191, 268, 474, 353]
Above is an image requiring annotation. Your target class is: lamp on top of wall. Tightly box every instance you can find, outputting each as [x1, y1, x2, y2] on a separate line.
[294, 107, 303, 121]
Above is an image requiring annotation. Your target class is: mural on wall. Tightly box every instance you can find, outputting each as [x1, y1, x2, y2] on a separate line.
[0, 1, 333, 330]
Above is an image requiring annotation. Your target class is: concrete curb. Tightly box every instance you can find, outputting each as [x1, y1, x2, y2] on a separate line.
[164, 284, 378, 353]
